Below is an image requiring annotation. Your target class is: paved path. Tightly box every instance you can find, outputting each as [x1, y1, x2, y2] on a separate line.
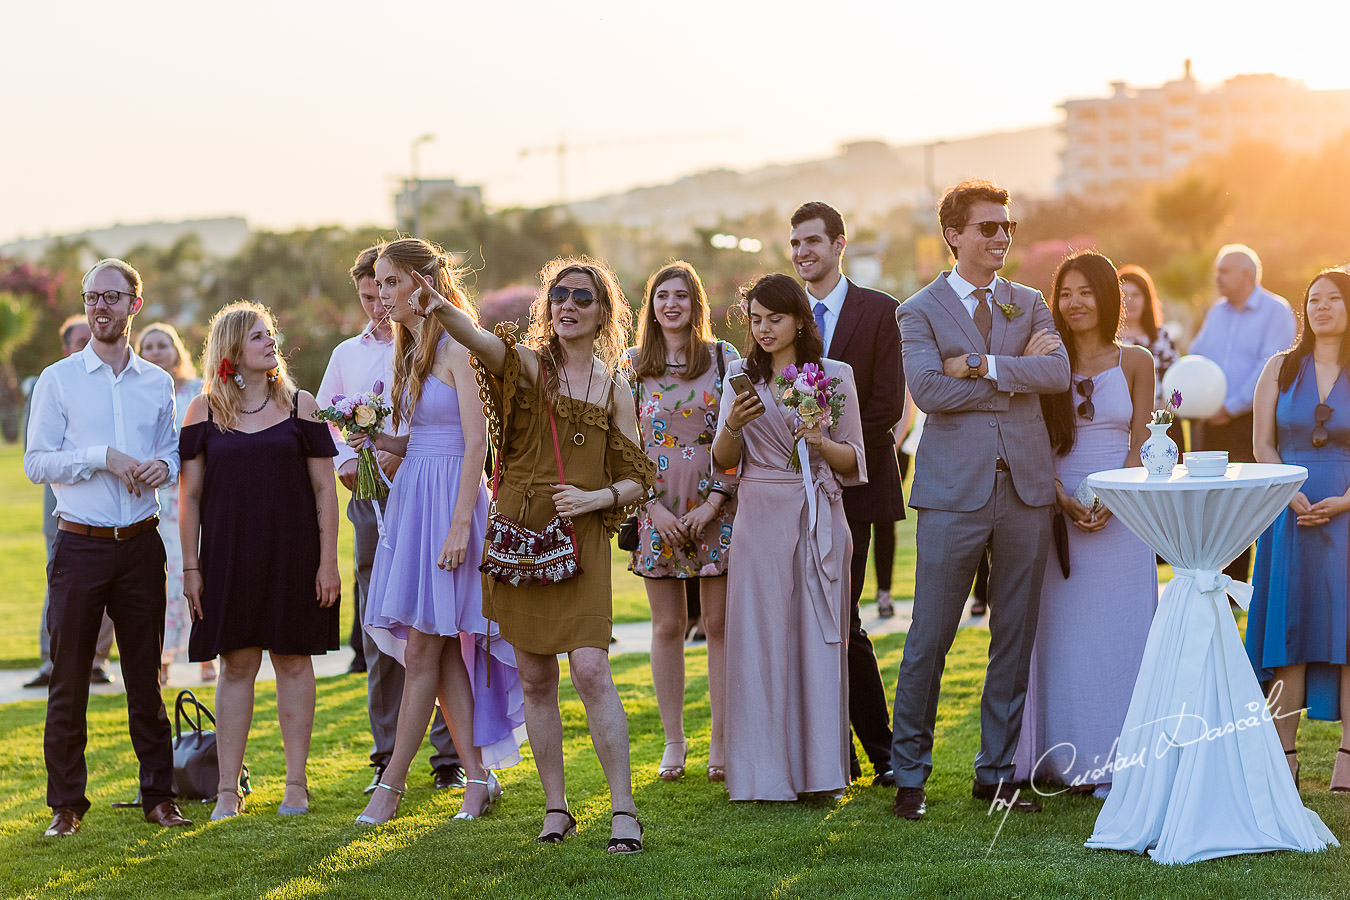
[1, 597, 994, 707]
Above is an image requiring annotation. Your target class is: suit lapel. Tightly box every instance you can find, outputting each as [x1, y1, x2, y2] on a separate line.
[930, 274, 987, 350]
[828, 279, 863, 359]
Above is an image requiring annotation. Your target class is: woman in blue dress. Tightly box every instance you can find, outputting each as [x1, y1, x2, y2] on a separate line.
[1248, 268, 1350, 793]
[353, 239, 525, 825]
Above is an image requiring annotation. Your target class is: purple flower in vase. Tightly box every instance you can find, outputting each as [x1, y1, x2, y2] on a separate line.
[1170, 389, 1182, 410]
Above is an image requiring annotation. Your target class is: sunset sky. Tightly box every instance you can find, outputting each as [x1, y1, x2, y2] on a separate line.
[5, 0, 1347, 244]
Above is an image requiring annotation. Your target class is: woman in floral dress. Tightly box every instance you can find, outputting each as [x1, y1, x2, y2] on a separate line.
[623, 261, 737, 782]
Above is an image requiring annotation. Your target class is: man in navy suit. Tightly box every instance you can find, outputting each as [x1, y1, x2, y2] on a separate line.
[789, 201, 905, 786]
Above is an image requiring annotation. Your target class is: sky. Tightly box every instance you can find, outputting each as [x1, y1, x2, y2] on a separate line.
[4, 0, 1347, 245]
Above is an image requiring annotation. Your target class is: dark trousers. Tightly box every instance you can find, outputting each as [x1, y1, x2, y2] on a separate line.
[846, 516, 896, 775]
[45, 529, 173, 814]
[872, 523, 895, 593]
[1195, 414, 1256, 582]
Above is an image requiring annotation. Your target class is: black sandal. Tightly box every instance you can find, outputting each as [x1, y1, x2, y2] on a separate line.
[607, 809, 644, 855]
[1285, 748, 1299, 791]
[536, 807, 577, 843]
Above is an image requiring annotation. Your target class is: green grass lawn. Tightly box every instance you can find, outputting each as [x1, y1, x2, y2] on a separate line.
[3, 442, 1345, 898]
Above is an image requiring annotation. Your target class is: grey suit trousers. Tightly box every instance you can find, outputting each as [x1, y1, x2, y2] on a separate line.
[350, 497, 457, 769]
[890, 470, 1051, 788]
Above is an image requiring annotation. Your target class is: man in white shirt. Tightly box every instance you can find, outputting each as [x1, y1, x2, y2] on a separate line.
[317, 247, 461, 794]
[24, 316, 116, 688]
[24, 258, 192, 836]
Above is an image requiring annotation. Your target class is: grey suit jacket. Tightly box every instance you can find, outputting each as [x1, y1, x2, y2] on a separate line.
[897, 274, 1070, 512]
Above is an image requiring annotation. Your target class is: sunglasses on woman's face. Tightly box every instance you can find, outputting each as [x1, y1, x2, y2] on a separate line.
[548, 286, 597, 308]
[1075, 377, 1094, 421]
[1312, 402, 1333, 448]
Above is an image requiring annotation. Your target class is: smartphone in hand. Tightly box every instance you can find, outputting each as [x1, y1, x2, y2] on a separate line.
[728, 373, 754, 396]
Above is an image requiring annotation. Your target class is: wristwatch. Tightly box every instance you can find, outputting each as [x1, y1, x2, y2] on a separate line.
[966, 352, 983, 377]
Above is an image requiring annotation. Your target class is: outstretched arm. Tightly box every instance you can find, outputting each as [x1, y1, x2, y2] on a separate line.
[410, 271, 540, 385]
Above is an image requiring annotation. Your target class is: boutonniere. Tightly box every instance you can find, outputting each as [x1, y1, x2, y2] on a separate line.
[997, 300, 1023, 321]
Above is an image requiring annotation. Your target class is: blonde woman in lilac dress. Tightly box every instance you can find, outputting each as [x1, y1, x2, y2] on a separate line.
[137, 323, 212, 685]
[622, 261, 737, 783]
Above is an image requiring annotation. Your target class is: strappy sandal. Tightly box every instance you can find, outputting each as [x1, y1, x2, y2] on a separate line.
[707, 765, 725, 783]
[1285, 748, 1300, 791]
[607, 809, 644, 855]
[453, 773, 502, 821]
[355, 782, 404, 825]
[211, 787, 245, 821]
[536, 807, 577, 843]
[658, 740, 687, 781]
[1332, 748, 1350, 794]
[278, 780, 310, 816]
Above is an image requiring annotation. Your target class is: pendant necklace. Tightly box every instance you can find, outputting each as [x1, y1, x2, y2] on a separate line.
[558, 358, 595, 446]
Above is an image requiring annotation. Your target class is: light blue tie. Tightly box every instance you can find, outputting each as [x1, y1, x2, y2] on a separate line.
[813, 302, 827, 344]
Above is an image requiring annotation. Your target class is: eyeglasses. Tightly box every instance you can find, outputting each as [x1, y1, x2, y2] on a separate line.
[1075, 378, 1094, 421]
[548, 286, 597, 308]
[1313, 402, 1333, 448]
[959, 220, 1018, 239]
[82, 289, 134, 307]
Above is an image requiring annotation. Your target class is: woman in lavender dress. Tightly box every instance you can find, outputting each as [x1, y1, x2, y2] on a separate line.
[1013, 251, 1157, 796]
[353, 239, 525, 825]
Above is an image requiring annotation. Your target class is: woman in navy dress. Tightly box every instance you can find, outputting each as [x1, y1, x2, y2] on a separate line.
[1248, 268, 1350, 793]
[180, 301, 340, 820]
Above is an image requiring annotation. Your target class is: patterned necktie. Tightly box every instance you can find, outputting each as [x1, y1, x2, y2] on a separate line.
[813, 302, 828, 344]
[972, 288, 992, 350]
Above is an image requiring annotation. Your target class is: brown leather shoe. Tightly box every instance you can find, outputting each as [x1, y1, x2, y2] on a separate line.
[44, 808, 82, 837]
[972, 780, 1041, 812]
[891, 786, 926, 819]
[145, 800, 193, 827]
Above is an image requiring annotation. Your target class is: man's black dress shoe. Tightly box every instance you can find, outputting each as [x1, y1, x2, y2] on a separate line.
[433, 763, 467, 790]
[24, 672, 51, 688]
[972, 780, 1042, 812]
[44, 808, 82, 837]
[891, 787, 926, 819]
[90, 668, 113, 685]
[873, 769, 897, 788]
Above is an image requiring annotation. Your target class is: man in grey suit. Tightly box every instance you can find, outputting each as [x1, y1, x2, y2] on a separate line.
[890, 180, 1070, 819]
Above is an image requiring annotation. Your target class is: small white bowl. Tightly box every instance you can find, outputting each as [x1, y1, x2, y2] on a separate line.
[1185, 451, 1228, 477]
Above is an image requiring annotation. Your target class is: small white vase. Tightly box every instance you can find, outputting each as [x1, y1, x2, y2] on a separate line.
[1140, 422, 1178, 477]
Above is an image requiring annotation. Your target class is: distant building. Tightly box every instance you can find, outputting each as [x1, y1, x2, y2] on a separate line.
[1060, 62, 1350, 195]
[395, 178, 484, 233]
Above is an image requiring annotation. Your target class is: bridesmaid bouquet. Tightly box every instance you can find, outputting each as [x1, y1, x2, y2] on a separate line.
[775, 362, 846, 472]
[314, 382, 392, 501]
[1151, 389, 1183, 425]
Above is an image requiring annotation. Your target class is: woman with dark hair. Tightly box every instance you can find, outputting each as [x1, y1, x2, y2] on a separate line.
[622, 260, 737, 783]
[711, 272, 866, 801]
[1118, 264, 1183, 446]
[1012, 251, 1156, 796]
[351, 239, 525, 826]
[179, 302, 340, 820]
[1247, 268, 1350, 792]
[405, 256, 656, 852]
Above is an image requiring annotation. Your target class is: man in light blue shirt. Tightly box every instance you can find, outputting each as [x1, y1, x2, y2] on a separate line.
[1189, 243, 1297, 580]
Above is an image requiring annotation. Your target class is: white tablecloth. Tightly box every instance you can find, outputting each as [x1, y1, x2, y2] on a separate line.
[1081, 464, 1337, 864]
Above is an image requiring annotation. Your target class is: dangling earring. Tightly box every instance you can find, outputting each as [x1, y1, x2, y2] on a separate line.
[218, 358, 245, 390]
[234, 372, 246, 389]
[267, 368, 278, 385]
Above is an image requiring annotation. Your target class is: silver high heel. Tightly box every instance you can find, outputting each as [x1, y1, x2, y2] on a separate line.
[453, 772, 501, 821]
[355, 782, 404, 825]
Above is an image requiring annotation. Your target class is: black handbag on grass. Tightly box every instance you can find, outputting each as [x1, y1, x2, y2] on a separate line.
[172, 689, 250, 800]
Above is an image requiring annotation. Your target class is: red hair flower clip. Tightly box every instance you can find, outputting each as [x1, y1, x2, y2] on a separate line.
[218, 358, 244, 389]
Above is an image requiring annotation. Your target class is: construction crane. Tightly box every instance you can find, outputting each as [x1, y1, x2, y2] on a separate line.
[518, 132, 736, 205]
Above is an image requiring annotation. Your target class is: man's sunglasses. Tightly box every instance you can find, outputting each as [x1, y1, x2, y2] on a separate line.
[1313, 402, 1333, 448]
[1075, 378, 1094, 422]
[548, 286, 597, 308]
[959, 220, 1018, 239]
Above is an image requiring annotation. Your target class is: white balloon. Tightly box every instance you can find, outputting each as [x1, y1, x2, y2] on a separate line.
[1162, 355, 1227, 419]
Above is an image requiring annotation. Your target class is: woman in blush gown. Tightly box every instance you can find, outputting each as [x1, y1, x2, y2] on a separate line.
[353, 239, 525, 825]
[711, 273, 866, 802]
[1013, 250, 1157, 797]
[1247, 268, 1350, 793]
